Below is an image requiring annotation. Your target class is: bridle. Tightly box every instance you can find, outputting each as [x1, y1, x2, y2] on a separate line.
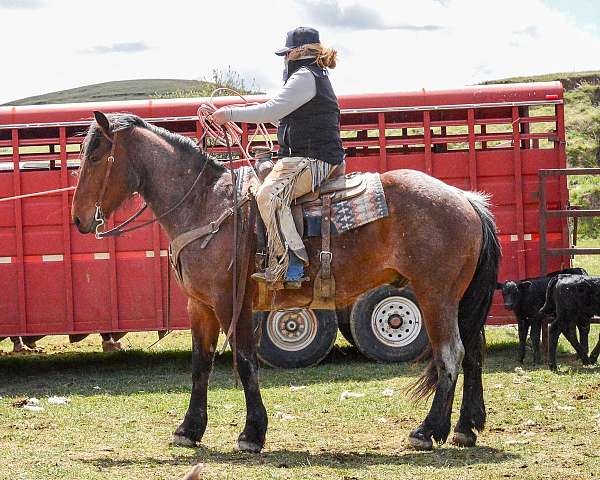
[91, 128, 209, 240]
[88, 115, 257, 370]
[93, 130, 119, 239]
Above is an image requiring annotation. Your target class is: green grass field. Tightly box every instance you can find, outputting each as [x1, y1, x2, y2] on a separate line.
[1, 326, 599, 480]
[1, 70, 599, 479]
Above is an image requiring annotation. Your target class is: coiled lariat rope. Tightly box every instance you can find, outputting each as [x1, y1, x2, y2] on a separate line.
[197, 87, 273, 162]
[198, 89, 273, 369]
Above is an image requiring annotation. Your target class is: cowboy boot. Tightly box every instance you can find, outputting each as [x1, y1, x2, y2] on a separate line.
[284, 251, 309, 289]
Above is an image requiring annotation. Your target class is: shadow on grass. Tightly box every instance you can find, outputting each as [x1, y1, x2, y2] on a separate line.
[0, 345, 425, 397]
[1, 340, 598, 398]
[79, 444, 517, 471]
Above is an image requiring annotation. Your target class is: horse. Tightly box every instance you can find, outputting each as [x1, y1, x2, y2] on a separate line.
[71, 111, 500, 452]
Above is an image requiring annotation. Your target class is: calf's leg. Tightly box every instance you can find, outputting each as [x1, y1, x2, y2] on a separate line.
[517, 318, 528, 363]
[589, 334, 600, 364]
[577, 323, 590, 357]
[563, 321, 589, 365]
[548, 319, 562, 371]
[530, 316, 542, 364]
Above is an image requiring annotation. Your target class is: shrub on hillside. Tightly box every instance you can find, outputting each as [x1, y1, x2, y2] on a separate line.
[154, 67, 262, 99]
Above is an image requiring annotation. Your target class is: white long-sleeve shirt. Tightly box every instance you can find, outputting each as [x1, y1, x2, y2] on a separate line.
[225, 68, 317, 125]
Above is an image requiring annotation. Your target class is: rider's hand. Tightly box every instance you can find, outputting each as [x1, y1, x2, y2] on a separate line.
[210, 107, 230, 126]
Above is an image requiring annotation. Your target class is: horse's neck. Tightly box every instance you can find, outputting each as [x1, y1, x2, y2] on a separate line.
[132, 136, 230, 239]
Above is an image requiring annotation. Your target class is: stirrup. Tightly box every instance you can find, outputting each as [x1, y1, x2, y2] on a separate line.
[251, 271, 275, 283]
[283, 276, 310, 289]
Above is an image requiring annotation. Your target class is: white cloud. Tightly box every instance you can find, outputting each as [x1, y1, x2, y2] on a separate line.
[0, 0, 46, 9]
[79, 42, 152, 55]
[0, 0, 598, 104]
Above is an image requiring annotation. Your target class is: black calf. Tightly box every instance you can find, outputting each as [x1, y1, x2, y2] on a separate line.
[497, 268, 587, 363]
[540, 274, 600, 370]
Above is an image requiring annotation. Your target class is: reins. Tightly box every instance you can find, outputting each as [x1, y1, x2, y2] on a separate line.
[89, 96, 269, 371]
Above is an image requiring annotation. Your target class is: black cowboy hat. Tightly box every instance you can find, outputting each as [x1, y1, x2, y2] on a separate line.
[275, 27, 320, 56]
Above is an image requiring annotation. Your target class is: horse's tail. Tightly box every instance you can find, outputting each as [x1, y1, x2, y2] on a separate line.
[539, 275, 559, 317]
[411, 192, 501, 401]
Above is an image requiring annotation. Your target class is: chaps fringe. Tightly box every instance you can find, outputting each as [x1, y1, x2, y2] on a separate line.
[263, 158, 332, 281]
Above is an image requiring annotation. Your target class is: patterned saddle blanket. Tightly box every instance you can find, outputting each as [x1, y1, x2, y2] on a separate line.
[235, 167, 389, 237]
[301, 172, 389, 236]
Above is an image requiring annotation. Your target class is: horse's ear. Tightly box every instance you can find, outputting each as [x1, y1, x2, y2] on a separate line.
[93, 111, 112, 138]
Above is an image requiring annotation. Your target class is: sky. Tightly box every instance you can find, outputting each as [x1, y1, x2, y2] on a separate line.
[0, 0, 599, 105]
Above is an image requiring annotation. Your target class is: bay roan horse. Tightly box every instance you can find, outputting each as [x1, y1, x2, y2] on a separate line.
[72, 111, 501, 452]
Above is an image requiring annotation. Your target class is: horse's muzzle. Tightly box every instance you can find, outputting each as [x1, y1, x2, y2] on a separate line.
[73, 214, 98, 234]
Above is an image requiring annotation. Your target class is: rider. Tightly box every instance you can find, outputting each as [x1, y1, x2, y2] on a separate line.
[211, 27, 344, 286]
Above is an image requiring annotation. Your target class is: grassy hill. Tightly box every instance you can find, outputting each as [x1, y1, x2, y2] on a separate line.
[481, 70, 600, 90]
[2, 69, 261, 106]
[2, 79, 219, 106]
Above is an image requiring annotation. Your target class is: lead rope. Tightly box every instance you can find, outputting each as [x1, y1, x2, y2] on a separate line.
[199, 88, 273, 375]
[148, 90, 270, 354]
[220, 130, 239, 375]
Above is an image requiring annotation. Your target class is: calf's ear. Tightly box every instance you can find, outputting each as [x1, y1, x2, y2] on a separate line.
[519, 281, 532, 290]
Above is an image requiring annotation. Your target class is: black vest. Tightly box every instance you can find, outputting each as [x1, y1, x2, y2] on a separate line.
[277, 63, 344, 165]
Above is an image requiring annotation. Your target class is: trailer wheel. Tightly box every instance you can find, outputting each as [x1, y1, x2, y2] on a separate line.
[256, 309, 337, 368]
[350, 285, 428, 363]
[336, 306, 356, 346]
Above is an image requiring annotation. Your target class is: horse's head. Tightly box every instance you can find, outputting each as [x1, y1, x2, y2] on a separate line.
[72, 111, 139, 234]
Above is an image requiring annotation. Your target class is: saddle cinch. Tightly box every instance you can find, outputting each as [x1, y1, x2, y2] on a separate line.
[254, 160, 369, 311]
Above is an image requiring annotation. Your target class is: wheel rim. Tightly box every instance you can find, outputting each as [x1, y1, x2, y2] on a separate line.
[370, 296, 422, 348]
[266, 309, 318, 352]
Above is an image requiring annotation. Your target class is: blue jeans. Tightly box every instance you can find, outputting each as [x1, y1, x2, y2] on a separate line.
[286, 251, 305, 281]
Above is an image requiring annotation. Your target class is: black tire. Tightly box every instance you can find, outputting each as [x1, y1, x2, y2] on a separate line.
[336, 306, 356, 346]
[350, 285, 428, 363]
[255, 309, 338, 368]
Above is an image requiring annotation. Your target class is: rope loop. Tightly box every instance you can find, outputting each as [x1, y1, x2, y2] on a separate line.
[197, 88, 274, 160]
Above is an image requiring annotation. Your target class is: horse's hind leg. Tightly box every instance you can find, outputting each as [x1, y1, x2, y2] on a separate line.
[173, 300, 220, 447]
[234, 298, 268, 453]
[408, 295, 464, 450]
[453, 329, 485, 447]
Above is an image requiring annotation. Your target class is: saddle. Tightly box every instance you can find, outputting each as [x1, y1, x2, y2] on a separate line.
[254, 161, 369, 311]
[291, 164, 367, 237]
[295, 168, 366, 206]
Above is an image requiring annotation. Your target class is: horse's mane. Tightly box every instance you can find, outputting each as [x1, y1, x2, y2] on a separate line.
[85, 113, 225, 173]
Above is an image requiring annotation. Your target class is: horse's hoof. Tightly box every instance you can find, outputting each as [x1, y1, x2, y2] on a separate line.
[235, 439, 263, 453]
[171, 434, 197, 448]
[407, 434, 433, 451]
[452, 431, 477, 447]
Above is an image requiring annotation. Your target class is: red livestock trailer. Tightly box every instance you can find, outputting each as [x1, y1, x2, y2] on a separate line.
[0, 81, 569, 366]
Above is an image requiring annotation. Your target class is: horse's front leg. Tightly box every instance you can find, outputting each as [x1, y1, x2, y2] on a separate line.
[173, 300, 220, 447]
[233, 300, 268, 453]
